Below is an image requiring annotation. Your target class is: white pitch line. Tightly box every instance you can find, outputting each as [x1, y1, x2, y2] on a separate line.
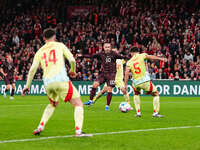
[1, 101, 199, 107]
[0, 104, 46, 107]
[0, 125, 200, 144]
[111, 101, 200, 104]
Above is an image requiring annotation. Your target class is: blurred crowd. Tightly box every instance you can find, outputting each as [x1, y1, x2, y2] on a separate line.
[0, 0, 200, 81]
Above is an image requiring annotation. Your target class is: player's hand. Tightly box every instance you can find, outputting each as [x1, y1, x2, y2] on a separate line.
[22, 87, 29, 97]
[161, 58, 168, 62]
[69, 72, 77, 78]
[3, 73, 7, 76]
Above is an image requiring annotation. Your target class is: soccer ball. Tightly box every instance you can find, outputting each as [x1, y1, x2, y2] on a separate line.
[119, 102, 132, 113]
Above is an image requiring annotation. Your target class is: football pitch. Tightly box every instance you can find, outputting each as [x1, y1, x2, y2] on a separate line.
[0, 96, 200, 150]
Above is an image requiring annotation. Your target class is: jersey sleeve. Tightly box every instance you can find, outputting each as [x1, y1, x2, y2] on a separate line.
[113, 51, 127, 59]
[26, 53, 40, 88]
[62, 44, 76, 72]
[141, 53, 147, 60]
[122, 59, 125, 64]
[126, 60, 132, 69]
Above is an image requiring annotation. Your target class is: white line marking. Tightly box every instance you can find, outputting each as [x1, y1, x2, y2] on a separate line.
[0, 125, 200, 144]
[0, 104, 46, 107]
[0, 101, 200, 107]
[111, 101, 200, 104]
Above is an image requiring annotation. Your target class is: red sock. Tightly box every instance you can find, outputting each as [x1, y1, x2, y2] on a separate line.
[106, 92, 112, 106]
[90, 88, 96, 100]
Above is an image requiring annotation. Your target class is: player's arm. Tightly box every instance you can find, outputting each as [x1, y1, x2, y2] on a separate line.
[23, 53, 40, 96]
[114, 52, 128, 60]
[14, 68, 18, 75]
[63, 45, 76, 78]
[0, 68, 6, 76]
[146, 55, 167, 62]
[92, 53, 100, 58]
[124, 66, 131, 91]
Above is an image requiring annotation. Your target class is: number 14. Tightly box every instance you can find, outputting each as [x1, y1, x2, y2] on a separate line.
[42, 50, 57, 67]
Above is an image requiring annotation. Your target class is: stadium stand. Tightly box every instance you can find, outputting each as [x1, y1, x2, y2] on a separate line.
[0, 0, 200, 81]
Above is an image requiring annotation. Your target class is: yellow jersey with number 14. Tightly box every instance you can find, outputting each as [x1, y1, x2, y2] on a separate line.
[127, 53, 150, 86]
[26, 41, 75, 88]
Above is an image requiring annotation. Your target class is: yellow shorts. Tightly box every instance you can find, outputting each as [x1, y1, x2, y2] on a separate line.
[104, 79, 124, 89]
[45, 81, 80, 106]
[132, 81, 157, 95]
[115, 79, 125, 89]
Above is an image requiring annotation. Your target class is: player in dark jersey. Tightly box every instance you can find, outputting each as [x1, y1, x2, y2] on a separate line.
[0, 55, 16, 100]
[84, 43, 126, 110]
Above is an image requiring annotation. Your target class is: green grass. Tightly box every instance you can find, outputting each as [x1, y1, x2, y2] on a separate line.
[0, 96, 200, 150]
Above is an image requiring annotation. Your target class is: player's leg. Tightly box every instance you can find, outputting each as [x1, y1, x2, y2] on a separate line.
[70, 97, 84, 135]
[33, 84, 58, 135]
[3, 77, 10, 98]
[93, 84, 108, 103]
[70, 97, 92, 137]
[90, 74, 105, 100]
[85, 74, 105, 105]
[33, 103, 57, 135]
[62, 81, 92, 137]
[144, 81, 164, 118]
[152, 92, 164, 118]
[3, 84, 10, 98]
[105, 73, 116, 111]
[116, 80, 130, 104]
[10, 82, 15, 100]
[132, 85, 141, 117]
[105, 86, 113, 111]
[84, 81, 100, 105]
[152, 91, 163, 117]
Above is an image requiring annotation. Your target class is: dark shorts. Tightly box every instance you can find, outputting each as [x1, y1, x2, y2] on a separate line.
[96, 73, 116, 87]
[4, 76, 15, 85]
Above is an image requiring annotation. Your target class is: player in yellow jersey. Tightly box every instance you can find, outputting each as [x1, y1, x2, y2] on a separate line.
[124, 47, 167, 117]
[22, 28, 92, 137]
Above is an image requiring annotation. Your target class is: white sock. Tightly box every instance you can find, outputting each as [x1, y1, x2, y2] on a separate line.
[38, 104, 55, 130]
[74, 106, 84, 134]
[134, 95, 141, 113]
[153, 96, 160, 113]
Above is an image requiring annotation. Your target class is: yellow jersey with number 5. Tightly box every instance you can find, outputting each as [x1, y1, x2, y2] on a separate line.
[26, 41, 75, 88]
[127, 53, 150, 86]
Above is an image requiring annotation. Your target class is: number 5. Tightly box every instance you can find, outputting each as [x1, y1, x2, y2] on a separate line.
[133, 62, 141, 74]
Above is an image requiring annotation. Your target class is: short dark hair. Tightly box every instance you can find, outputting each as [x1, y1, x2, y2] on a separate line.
[43, 28, 56, 39]
[103, 42, 111, 45]
[130, 47, 139, 52]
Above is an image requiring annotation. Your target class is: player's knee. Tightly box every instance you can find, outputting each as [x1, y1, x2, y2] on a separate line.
[93, 82, 99, 88]
[107, 87, 113, 92]
[71, 97, 83, 107]
[103, 87, 108, 93]
[152, 91, 159, 96]
[49, 97, 59, 107]
[50, 101, 59, 107]
[121, 87, 127, 94]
